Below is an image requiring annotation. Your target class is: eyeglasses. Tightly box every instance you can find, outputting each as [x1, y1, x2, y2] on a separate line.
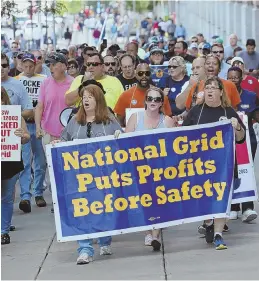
[168, 44, 175, 47]
[86, 62, 102, 67]
[122, 65, 133, 70]
[1, 63, 9, 68]
[212, 50, 224, 54]
[204, 86, 220, 91]
[87, 122, 92, 138]
[168, 65, 179, 69]
[104, 62, 116, 66]
[35, 56, 42, 60]
[137, 71, 151, 77]
[192, 40, 198, 43]
[146, 96, 163, 103]
[68, 65, 77, 69]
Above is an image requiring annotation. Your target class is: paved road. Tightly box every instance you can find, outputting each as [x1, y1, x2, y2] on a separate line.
[2, 147, 259, 280]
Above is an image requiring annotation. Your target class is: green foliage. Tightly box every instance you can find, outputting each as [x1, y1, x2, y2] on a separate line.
[59, 0, 82, 15]
[126, 0, 154, 13]
[1, 0, 19, 17]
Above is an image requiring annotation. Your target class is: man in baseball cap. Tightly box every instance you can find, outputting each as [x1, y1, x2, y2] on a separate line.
[45, 52, 67, 66]
[231, 56, 244, 66]
[149, 46, 165, 65]
[22, 53, 36, 64]
[189, 42, 198, 57]
[202, 43, 211, 56]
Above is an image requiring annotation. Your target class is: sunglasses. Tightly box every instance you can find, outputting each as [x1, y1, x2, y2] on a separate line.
[104, 62, 116, 66]
[68, 65, 77, 69]
[168, 44, 175, 47]
[168, 65, 179, 69]
[86, 62, 102, 67]
[17, 54, 24, 59]
[146, 96, 163, 103]
[1, 63, 9, 68]
[87, 122, 92, 138]
[35, 55, 42, 60]
[137, 71, 151, 77]
[192, 40, 198, 43]
[212, 50, 224, 54]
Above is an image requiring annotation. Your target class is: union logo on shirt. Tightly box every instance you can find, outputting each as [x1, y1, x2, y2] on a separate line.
[248, 80, 253, 85]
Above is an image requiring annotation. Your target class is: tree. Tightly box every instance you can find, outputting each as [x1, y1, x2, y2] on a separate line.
[126, 1, 154, 13]
[1, 0, 19, 17]
[59, 0, 82, 15]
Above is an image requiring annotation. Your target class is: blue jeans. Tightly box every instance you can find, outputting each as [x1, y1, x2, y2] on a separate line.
[77, 236, 112, 257]
[1, 174, 19, 234]
[19, 123, 46, 200]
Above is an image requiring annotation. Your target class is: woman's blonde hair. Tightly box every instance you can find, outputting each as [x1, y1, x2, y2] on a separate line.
[76, 84, 110, 125]
[204, 77, 231, 108]
[1, 86, 11, 105]
[169, 56, 187, 75]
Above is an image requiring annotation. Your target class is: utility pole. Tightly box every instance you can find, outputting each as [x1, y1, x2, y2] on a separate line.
[52, 0, 56, 51]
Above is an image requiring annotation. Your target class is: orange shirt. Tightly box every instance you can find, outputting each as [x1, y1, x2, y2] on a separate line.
[114, 86, 172, 117]
[185, 79, 241, 110]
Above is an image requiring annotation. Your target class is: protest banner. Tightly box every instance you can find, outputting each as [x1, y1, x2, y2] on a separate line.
[18, 75, 45, 107]
[46, 121, 235, 242]
[232, 113, 258, 204]
[1, 105, 21, 161]
[150, 65, 168, 86]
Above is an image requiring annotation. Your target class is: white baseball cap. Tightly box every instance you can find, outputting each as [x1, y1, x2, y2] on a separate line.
[231, 57, 244, 65]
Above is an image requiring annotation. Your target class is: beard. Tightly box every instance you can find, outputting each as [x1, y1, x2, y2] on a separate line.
[106, 69, 116, 76]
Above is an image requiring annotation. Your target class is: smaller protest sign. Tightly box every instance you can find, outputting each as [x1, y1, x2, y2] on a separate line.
[150, 65, 168, 86]
[1, 105, 21, 161]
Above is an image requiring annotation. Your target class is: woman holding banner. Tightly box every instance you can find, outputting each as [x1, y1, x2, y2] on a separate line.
[126, 87, 175, 251]
[183, 77, 246, 250]
[56, 81, 123, 265]
[1, 87, 30, 245]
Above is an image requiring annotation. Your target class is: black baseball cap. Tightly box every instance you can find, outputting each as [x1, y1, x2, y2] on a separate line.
[246, 39, 256, 46]
[45, 53, 67, 65]
[60, 49, 69, 55]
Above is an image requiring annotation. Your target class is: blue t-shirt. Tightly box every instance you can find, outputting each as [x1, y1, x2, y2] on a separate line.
[158, 75, 189, 115]
[2, 77, 33, 110]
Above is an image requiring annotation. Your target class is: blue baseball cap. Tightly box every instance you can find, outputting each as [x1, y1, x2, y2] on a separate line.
[22, 53, 36, 63]
[202, 43, 211, 50]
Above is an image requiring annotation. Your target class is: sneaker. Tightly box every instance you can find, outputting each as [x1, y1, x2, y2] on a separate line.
[151, 239, 161, 251]
[19, 200, 31, 213]
[205, 223, 214, 244]
[242, 209, 257, 223]
[144, 234, 153, 246]
[229, 211, 238, 220]
[223, 224, 229, 232]
[10, 225, 15, 231]
[100, 245, 112, 255]
[1, 233, 10, 245]
[35, 196, 47, 207]
[76, 253, 93, 265]
[198, 222, 206, 235]
[214, 234, 227, 250]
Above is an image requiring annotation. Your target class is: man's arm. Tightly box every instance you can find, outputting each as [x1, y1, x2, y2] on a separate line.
[65, 88, 80, 106]
[35, 102, 44, 138]
[21, 109, 34, 120]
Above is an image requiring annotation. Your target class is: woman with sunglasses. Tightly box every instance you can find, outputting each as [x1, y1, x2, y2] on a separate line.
[158, 56, 189, 116]
[55, 82, 122, 265]
[125, 87, 175, 251]
[67, 59, 80, 78]
[1, 86, 30, 245]
[183, 77, 246, 250]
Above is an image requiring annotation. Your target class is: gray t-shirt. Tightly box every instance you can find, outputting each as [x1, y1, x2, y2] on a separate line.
[61, 114, 123, 141]
[239, 50, 259, 78]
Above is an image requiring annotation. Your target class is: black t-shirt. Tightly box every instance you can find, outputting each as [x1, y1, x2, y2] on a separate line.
[79, 64, 87, 75]
[9, 68, 21, 77]
[184, 54, 195, 63]
[116, 73, 138, 91]
[183, 103, 246, 178]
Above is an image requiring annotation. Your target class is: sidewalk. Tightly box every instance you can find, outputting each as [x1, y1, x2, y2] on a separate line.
[2, 151, 259, 280]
